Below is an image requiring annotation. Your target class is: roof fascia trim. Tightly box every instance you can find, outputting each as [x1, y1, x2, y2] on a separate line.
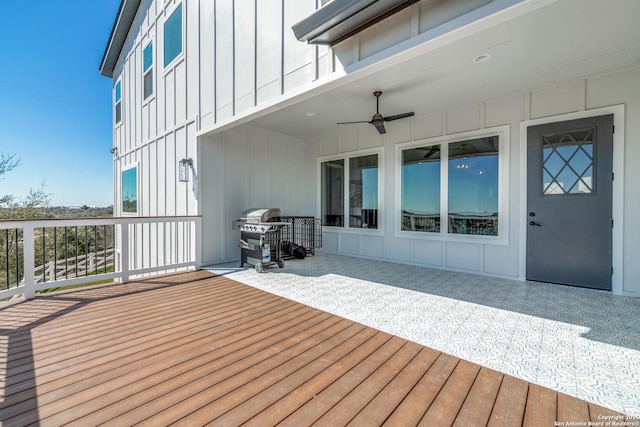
[100, 0, 142, 78]
[292, 0, 418, 46]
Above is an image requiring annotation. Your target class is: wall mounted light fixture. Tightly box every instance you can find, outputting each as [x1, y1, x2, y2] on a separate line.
[179, 158, 193, 182]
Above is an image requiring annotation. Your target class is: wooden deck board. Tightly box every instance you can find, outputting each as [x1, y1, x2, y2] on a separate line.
[523, 383, 558, 427]
[0, 270, 624, 426]
[488, 374, 530, 427]
[453, 367, 504, 427]
[348, 346, 440, 426]
[278, 334, 403, 427]
[418, 359, 482, 426]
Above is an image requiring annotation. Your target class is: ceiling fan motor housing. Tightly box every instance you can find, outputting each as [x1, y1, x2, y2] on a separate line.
[337, 90, 414, 134]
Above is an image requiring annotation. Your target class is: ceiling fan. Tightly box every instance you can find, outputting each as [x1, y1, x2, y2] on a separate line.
[337, 91, 414, 134]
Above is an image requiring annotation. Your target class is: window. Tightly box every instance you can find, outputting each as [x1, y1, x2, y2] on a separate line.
[143, 41, 153, 99]
[401, 145, 440, 232]
[321, 153, 380, 229]
[164, 3, 183, 67]
[349, 155, 378, 229]
[398, 129, 506, 239]
[114, 80, 122, 124]
[448, 137, 499, 236]
[321, 160, 344, 227]
[122, 167, 138, 214]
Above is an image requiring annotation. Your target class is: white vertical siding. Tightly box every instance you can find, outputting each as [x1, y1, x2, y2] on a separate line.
[256, 0, 283, 102]
[215, 0, 234, 120]
[199, 0, 215, 128]
[283, 0, 316, 91]
[234, 0, 256, 113]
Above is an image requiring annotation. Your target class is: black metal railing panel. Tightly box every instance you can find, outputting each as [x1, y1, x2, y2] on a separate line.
[0, 216, 201, 300]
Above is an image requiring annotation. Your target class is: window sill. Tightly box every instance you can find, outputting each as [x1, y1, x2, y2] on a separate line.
[142, 95, 155, 107]
[163, 55, 185, 76]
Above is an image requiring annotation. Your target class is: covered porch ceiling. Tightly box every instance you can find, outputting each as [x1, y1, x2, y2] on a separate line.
[232, 0, 640, 141]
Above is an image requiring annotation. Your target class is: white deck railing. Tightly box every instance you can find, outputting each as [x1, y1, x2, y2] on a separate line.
[0, 216, 201, 300]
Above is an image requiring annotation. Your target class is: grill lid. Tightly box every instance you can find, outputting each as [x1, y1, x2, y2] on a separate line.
[240, 208, 281, 224]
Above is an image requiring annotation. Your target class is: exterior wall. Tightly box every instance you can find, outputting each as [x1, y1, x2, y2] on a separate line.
[199, 0, 334, 130]
[199, 126, 314, 265]
[112, 0, 198, 218]
[113, 0, 500, 215]
[106, 0, 639, 295]
[310, 64, 640, 297]
[110, 0, 496, 260]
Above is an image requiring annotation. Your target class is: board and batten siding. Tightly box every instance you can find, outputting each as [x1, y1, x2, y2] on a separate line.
[113, 0, 198, 219]
[111, 0, 499, 226]
[310, 64, 640, 297]
[199, 126, 314, 265]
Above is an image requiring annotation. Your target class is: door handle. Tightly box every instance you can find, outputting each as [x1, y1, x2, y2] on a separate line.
[529, 221, 541, 226]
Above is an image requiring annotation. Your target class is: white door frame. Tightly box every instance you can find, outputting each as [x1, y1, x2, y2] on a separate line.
[519, 105, 625, 294]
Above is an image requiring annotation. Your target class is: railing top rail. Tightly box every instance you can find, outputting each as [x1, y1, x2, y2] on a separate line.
[0, 215, 203, 230]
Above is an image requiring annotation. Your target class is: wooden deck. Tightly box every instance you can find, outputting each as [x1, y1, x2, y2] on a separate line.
[0, 270, 622, 426]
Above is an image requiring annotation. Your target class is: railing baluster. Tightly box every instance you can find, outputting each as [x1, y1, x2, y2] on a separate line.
[75, 226, 79, 278]
[104, 225, 107, 274]
[4, 229, 9, 290]
[64, 227, 68, 280]
[84, 226, 88, 277]
[15, 228, 19, 288]
[54, 227, 57, 281]
[42, 227, 46, 283]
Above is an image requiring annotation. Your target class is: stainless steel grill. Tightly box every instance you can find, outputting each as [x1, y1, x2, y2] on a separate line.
[232, 208, 287, 273]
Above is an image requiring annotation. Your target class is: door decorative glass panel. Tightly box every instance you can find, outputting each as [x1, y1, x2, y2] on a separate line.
[542, 129, 594, 195]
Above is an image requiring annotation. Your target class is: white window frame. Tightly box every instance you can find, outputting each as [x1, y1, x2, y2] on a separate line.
[395, 125, 510, 244]
[163, 2, 184, 71]
[142, 40, 154, 101]
[317, 148, 384, 234]
[121, 163, 140, 216]
[114, 79, 122, 126]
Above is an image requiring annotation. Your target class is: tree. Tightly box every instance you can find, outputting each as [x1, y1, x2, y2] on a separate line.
[0, 152, 20, 176]
[0, 153, 21, 206]
[0, 152, 52, 220]
[0, 154, 114, 292]
[1, 152, 54, 290]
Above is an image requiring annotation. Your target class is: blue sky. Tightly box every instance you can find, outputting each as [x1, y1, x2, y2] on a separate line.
[0, 0, 121, 207]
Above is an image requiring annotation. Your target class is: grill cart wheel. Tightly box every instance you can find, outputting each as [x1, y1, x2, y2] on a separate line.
[255, 263, 263, 273]
[278, 259, 285, 268]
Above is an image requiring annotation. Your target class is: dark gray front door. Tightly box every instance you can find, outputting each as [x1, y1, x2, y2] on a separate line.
[526, 115, 613, 290]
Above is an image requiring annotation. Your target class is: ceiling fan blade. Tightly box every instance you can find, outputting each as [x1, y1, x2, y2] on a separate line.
[372, 120, 386, 134]
[383, 112, 415, 122]
[337, 120, 370, 125]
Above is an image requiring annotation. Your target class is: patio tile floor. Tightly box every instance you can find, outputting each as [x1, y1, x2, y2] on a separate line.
[207, 252, 640, 416]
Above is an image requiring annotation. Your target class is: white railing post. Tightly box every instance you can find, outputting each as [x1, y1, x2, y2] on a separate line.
[194, 218, 202, 270]
[23, 224, 36, 299]
[120, 223, 130, 283]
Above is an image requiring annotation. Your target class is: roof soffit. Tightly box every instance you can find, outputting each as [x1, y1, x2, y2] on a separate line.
[100, 0, 142, 78]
